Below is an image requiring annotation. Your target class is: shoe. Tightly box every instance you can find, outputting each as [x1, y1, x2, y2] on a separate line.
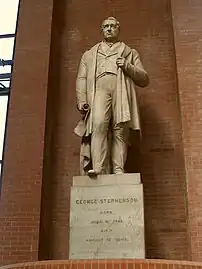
[88, 169, 98, 178]
[114, 171, 124, 175]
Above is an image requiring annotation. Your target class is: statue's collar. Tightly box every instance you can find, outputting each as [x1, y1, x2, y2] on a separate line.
[98, 41, 122, 56]
[89, 42, 132, 58]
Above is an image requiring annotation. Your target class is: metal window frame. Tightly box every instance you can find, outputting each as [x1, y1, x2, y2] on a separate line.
[0, 0, 21, 187]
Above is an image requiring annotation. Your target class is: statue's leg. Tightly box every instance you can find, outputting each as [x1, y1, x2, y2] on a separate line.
[91, 76, 113, 174]
[111, 124, 129, 174]
[80, 136, 91, 175]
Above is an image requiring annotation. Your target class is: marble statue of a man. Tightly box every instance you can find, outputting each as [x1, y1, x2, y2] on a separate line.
[74, 17, 149, 177]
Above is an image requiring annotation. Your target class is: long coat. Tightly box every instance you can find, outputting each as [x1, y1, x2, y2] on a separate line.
[74, 42, 149, 174]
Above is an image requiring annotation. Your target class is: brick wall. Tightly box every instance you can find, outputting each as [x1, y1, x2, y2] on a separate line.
[171, 0, 202, 261]
[0, 0, 54, 265]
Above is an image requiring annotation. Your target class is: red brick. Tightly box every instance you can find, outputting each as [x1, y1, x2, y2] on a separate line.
[0, 0, 54, 265]
[1, 261, 202, 269]
[171, 0, 202, 262]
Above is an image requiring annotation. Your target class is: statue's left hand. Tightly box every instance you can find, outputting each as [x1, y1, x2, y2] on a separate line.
[116, 57, 126, 68]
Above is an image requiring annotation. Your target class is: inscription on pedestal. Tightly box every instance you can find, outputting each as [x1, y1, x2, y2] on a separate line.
[69, 180, 144, 259]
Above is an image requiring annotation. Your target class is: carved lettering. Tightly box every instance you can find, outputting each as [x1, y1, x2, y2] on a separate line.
[100, 210, 113, 215]
[101, 228, 112, 232]
[75, 197, 138, 205]
[70, 183, 145, 259]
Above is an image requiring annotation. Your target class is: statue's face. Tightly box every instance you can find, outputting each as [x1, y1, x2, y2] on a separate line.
[102, 19, 119, 41]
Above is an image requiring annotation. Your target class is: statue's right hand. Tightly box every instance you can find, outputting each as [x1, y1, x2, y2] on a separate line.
[77, 103, 89, 115]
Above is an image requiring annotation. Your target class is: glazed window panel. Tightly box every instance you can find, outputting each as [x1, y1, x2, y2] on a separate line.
[0, 37, 14, 89]
[0, 37, 14, 59]
[0, 0, 20, 35]
[0, 96, 8, 160]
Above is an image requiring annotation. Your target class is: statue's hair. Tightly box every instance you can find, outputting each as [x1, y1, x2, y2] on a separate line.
[101, 17, 120, 29]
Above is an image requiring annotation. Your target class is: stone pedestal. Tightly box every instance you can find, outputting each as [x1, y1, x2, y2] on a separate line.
[69, 173, 145, 259]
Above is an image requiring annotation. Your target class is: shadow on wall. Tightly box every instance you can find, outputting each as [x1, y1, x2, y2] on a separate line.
[125, 130, 142, 174]
[38, 0, 68, 261]
[138, 97, 188, 260]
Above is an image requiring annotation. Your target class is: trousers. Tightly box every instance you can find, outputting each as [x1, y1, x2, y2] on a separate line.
[91, 74, 129, 174]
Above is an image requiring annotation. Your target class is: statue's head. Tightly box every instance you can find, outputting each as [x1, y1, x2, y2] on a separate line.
[101, 17, 120, 42]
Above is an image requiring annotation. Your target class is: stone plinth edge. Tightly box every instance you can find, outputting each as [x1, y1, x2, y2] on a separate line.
[73, 173, 141, 186]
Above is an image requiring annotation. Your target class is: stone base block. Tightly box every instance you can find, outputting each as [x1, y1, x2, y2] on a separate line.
[69, 173, 145, 259]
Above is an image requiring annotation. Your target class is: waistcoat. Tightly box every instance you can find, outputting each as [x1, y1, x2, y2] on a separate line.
[96, 41, 123, 79]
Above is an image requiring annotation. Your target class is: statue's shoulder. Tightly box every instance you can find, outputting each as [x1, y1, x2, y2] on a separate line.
[131, 48, 139, 54]
[121, 43, 139, 58]
[127, 46, 139, 55]
[82, 43, 101, 59]
[131, 48, 140, 57]
[79, 50, 91, 63]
